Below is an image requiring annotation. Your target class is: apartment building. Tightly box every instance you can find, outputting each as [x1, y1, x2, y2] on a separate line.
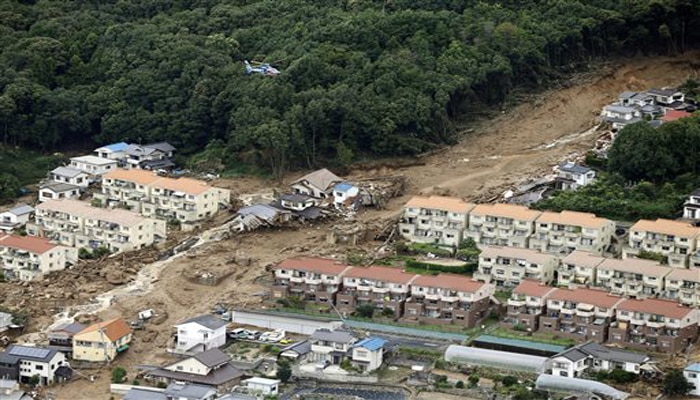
[0, 234, 76, 281]
[539, 287, 624, 343]
[270, 257, 352, 305]
[595, 258, 672, 298]
[403, 274, 494, 327]
[69, 155, 117, 177]
[624, 218, 700, 268]
[29, 199, 166, 253]
[529, 211, 614, 255]
[608, 298, 699, 353]
[503, 280, 557, 331]
[475, 246, 559, 287]
[96, 169, 231, 223]
[465, 204, 541, 248]
[557, 251, 605, 286]
[337, 266, 417, 316]
[399, 196, 475, 247]
[664, 268, 700, 308]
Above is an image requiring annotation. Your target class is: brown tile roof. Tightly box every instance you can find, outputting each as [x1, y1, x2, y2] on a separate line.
[470, 203, 541, 221]
[405, 196, 475, 214]
[37, 199, 147, 227]
[513, 279, 557, 298]
[548, 287, 623, 309]
[562, 251, 606, 268]
[77, 318, 131, 342]
[630, 218, 700, 238]
[153, 177, 213, 196]
[104, 168, 161, 186]
[597, 258, 672, 277]
[411, 274, 486, 293]
[275, 257, 351, 276]
[0, 234, 57, 254]
[535, 210, 612, 229]
[344, 266, 417, 284]
[617, 298, 695, 319]
[479, 245, 558, 265]
[666, 268, 700, 283]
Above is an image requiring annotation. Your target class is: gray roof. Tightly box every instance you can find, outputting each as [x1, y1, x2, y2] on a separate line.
[558, 162, 591, 175]
[556, 348, 589, 362]
[51, 167, 85, 178]
[618, 91, 636, 99]
[310, 329, 356, 344]
[164, 382, 217, 399]
[7, 204, 33, 216]
[193, 348, 231, 368]
[123, 388, 167, 400]
[148, 363, 243, 386]
[647, 88, 680, 97]
[40, 182, 80, 193]
[126, 144, 158, 157]
[179, 314, 228, 331]
[0, 345, 60, 364]
[144, 142, 176, 153]
[578, 342, 648, 364]
[50, 322, 86, 336]
[630, 92, 652, 100]
[280, 340, 311, 356]
[604, 105, 636, 114]
[292, 168, 342, 192]
[281, 193, 313, 203]
[691, 188, 700, 197]
[237, 204, 286, 221]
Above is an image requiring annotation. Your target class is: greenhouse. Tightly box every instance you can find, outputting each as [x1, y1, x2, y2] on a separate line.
[535, 374, 630, 400]
[444, 345, 547, 373]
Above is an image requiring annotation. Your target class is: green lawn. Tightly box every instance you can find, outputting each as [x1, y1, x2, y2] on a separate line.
[489, 327, 575, 347]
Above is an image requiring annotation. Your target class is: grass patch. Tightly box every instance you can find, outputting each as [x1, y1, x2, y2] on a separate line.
[489, 327, 575, 347]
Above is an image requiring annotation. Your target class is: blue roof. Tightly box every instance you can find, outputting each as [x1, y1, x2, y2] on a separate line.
[334, 182, 354, 192]
[353, 337, 387, 351]
[101, 142, 129, 152]
[473, 335, 567, 354]
[686, 363, 700, 372]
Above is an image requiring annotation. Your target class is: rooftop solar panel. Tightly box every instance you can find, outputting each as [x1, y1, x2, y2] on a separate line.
[8, 346, 51, 359]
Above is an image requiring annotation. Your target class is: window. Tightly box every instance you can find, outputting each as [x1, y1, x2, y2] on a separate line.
[35, 365, 44, 370]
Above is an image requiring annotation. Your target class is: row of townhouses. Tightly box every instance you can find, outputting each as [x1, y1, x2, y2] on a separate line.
[399, 195, 700, 268]
[504, 280, 699, 353]
[0, 234, 75, 281]
[270, 257, 496, 328]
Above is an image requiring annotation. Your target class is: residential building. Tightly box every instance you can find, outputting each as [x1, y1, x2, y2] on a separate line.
[0, 234, 75, 281]
[290, 168, 342, 199]
[529, 211, 614, 255]
[503, 280, 557, 331]
[475, 246, 559, 287]
[94, 142, 129, 161]
[684, 363, 700, 397]
[555, 162, 596, 190]
[683, 188, 700, 220]
[601, 105, 642, 130]
[547, 341, 650, 378]
[38, 182, 81, 202]
[124, 382, 217, 400]
[624, 218, 700, 268]
[403, 274, 494, 327]
[0, 345, 67, 386]
[174, 315, 228, 355]
[145, 348, 243, 391]
[0, 204, 33, 232]
[332, 182, 359, 208]
[308, 329, 357, 365]
[232, 204, 291, 232]
[271, 257, 352, 305]
[49, 167, 89, 188]
[72, 318, 132, 362]
[465, 203, 541, 248]
[617, 91, 654, 108]
[242, 377, 280, 396]
[646, 88, 685, 107]
[97, 168, 231, 223]
[557, 251, 605, 286]
[30, 199, 166, 253]
[608, 298, 699, 353]
[350, 337, 387, 372]
[0, 379, 31, 400]
[664, 268, 700, 308]
[278, 341, 311, 362]
[337, 266, 417, 316]
[399, 195, 475, 247]
[595, 258, 671, 298]
[539, 287, 624, 343]
[124, 144, 168, 169]
[279, 193, 316, 211]
[69, 155, 117, 177]
[48, 322, 86, 352]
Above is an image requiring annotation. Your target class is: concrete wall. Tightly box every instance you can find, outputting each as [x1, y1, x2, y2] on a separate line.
[230, 310, 342, 335]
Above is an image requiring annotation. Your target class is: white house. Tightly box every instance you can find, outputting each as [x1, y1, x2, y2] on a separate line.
[291, 168, 342, 199]
[556, 162, 595, 190]
[69, 155, 117, 177]
[0, 345, 67, 386]
[145, 348, 243, 390]
[548, 342, 650, 379]
[684, 363, 700, 396]
[49, 167, 89, 188]
[0, 204, 33, 232]
[646, 88, 685, 107]
[332, 182, 359, 207]
[601, 105, 642, 130]
[309, 329, 357, 365]
[242, 377, 280, 396]
[350, 337, 386, 372]
[683, 189, 700, 220]
[280, 193, 316, 211]
[174, 315, 227, 354]
[94, 142, 129, 161]
[38, 183, 81, 202]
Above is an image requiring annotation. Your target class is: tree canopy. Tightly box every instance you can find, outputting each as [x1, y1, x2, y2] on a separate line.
[1, 1, 699, 176]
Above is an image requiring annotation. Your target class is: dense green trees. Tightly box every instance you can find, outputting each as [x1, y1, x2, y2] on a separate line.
[1, 1, 699, 175]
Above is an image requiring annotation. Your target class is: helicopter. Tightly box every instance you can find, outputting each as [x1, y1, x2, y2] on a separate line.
[244, 60, 280, 76]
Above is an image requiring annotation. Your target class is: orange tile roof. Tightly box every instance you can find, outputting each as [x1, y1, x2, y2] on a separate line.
[275, 257, 351, 276]
[103, 168, 161, 186]
[0, 234, 57, 254]
[562, 251, 606, 268]
[411, 274, 485, 293]
[470, 203, 541, 221]
[617, 298, 695, 319]
[548, 287, 623, 309]
[405, 196, 475, 214]
[597, 258, 672, 277]
[344, 266, 417, 284]
[630, 218, 700, 238]
[153, 177, 212, 195]
[480, 245, 558, 265]
[77, 318, 131, 342]
[660, 110, 692, 122]
[536, 210, 612, 229]
[513, 279, 557, 298]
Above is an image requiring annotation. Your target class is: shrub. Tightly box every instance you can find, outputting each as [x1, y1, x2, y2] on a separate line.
[406, 242, 453, 257]
[663, 369, 693, 397]
[468, 374, 479, 387]
[608, 369, 637, 383]
[501, 375, 518, 387]
[355, 304, 375, 318]
[131, 379, 140, 386]
[111, 367, 127, 383]
[455, 380, 465, 389]
[276, 361, 292, 383]
[404, 259, 472, 275]
[381, 308, 395, 318]
[340, 359, 352, 371]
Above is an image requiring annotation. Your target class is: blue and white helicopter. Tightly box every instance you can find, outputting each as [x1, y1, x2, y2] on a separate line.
[244, 60, 280, 76]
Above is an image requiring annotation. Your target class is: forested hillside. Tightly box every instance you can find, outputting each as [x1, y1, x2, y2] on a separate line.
[1, 0, 699, 176]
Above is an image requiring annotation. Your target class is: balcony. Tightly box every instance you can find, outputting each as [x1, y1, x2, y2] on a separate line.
[508, 298, 526, 307]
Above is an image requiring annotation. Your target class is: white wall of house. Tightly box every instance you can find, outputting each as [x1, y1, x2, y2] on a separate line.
[174, 322, 226, 353]
[685, 367, 700, 396]
[69, 157, 118, 176]
[333, 186, 359, 205]
[165, 357, 211, 376]
[351, 347, 383, 372]
[550, 356, 588, 378]
[18, 352, 66, 385]
[38, 188, 80, 203]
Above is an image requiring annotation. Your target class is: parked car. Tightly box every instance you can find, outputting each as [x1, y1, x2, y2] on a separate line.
[228, 328, 246, 339]
[243, 330, 261, 340]
[279, 338, 293, 345]
[263, 329, 286, 343]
